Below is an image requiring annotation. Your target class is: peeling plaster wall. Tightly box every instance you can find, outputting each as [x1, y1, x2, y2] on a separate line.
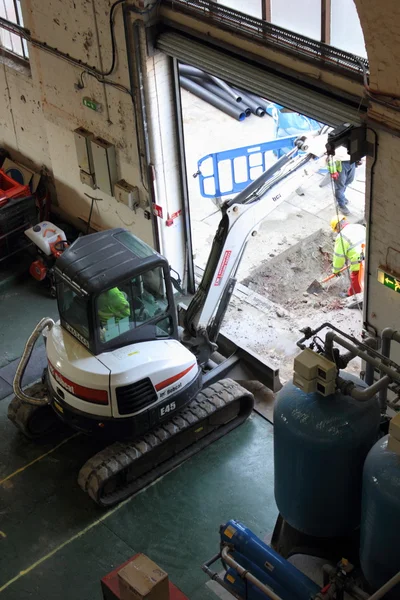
[0, 0, 154, 245]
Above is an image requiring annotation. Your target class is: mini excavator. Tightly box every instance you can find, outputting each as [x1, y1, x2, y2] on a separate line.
[8, 129, 348, 507]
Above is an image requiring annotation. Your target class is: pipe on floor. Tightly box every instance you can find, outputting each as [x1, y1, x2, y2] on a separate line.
[231, 85, 266, 116]
[178, 64, 209, 79]
[190, 77, 251, 116]
[209, 74, 241, 102]
[179, 76, 246, 121]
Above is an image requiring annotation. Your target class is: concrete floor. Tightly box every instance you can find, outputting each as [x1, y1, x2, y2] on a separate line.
[0, 90, 367, 600]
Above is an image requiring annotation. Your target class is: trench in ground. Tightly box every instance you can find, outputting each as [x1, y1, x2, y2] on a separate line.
[242, 228, 348, 315]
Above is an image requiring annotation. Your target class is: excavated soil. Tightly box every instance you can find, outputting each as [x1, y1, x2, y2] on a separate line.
[242, 228, 349, 317]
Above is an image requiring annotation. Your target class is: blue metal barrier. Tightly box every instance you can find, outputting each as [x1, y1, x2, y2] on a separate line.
[196, 136, 298, 199]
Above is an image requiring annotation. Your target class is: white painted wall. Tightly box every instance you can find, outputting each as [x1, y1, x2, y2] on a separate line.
[0, 0, 153, 245]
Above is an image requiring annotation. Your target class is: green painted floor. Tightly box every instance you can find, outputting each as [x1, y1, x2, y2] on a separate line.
[0, 279, 59, 368]
[0, 280, 278, 600]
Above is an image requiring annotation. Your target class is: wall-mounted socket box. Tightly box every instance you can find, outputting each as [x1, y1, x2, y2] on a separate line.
[91, 137, 117, 196]
[114, 179, 140, 210]
[80, 170, 96, 189]
[74, 127, 94, 174]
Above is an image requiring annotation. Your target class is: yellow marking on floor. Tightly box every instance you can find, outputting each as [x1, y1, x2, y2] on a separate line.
[0, 491, 135, 593]
[0, 532, 6, 539]
[0, 433, 80, 486]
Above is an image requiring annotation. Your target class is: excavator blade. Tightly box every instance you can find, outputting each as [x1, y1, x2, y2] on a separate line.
[205, 330, 281, 392]
[77, 379, 253, 507]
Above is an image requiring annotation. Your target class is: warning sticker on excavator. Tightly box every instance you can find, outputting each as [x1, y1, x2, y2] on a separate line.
[214, 250, 232, 286]
[224, 525, 236, 539]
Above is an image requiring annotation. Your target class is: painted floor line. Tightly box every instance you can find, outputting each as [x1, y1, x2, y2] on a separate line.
[0, 484, 137, 594]
[0, 433, 80, 486]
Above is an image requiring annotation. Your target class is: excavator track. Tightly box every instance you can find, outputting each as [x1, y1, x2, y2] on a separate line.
[7, 382, 61, 439]
[78, 379, 254, 507]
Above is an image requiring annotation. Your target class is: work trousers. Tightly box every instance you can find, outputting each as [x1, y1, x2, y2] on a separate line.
[348, 270, 362, 296]
[334, 161, 356, 208]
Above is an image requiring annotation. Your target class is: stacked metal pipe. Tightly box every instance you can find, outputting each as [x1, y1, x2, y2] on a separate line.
[178, 63, 268, 122]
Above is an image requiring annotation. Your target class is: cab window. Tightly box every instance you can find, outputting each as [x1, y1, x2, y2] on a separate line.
[96, 267, 169, 343]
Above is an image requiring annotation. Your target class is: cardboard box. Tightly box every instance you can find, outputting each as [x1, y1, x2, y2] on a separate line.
[118, 554, 169, 600]
[101, 555, 186, 600]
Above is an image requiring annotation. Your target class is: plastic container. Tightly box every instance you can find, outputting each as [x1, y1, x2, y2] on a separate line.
[25, 221, 67, 256]
[274, 373, 380, 537]
[0, 169, 30, 206]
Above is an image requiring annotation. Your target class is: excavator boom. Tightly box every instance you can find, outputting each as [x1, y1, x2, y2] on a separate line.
[183, 134, 328, 363]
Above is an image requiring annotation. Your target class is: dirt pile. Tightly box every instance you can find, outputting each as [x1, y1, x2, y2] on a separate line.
[242, 229, 350, 317]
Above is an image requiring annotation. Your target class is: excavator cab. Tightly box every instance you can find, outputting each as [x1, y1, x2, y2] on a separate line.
[54, 229, 179, 356]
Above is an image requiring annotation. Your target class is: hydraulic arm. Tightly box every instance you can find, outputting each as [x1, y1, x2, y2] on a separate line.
[183, 134, 328, 363]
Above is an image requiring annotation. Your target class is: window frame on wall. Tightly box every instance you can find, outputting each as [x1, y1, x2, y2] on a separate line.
[0, 0, 29, 62]
[215, 0, 366, 58]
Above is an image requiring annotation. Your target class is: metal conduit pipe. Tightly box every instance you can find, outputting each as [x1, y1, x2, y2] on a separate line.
[379, 328, 400, 407]
[221, 547, 284, 600]
[191, 78, 251, 116]
[13, 318, 54, 406]
[179, 76, 246, 121]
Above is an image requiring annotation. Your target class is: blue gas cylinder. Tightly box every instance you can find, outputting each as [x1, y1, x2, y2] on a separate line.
[274, 374, 380, 537]
[360, 435, 400, 598]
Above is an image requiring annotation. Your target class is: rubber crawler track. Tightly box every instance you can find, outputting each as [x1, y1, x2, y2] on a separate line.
[7, 383, 59, 439]
[78, 379, 254, 507]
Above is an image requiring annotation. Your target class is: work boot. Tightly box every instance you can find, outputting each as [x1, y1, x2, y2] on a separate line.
[339, 205, 350, 216]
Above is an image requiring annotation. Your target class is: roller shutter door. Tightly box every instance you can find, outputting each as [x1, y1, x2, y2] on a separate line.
[156, 30, 364, 126]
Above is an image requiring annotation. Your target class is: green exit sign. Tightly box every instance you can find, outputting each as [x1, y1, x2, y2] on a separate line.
[83, 97, 102, 112]
[377, 268, 400, 293]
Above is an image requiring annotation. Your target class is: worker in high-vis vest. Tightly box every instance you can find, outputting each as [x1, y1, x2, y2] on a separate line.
[97, 287, 131, 325]
[331, 215, 366, 297]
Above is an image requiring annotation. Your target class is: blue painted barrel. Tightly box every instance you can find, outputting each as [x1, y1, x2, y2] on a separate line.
[360, 435, 400, 599]
[274, 374, 380, 537]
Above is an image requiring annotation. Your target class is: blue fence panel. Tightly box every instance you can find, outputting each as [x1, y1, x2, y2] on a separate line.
[197, 136, 298, 199]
